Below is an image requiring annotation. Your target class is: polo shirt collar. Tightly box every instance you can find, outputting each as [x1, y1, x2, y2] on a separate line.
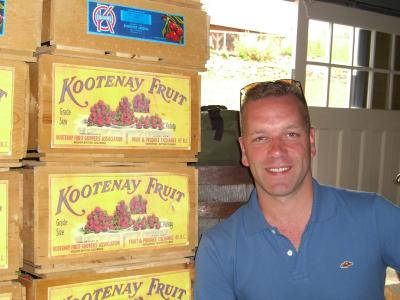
[310, 178, 338, 223]
[243, 189, 270, 235]
[243, 178, 338, 235]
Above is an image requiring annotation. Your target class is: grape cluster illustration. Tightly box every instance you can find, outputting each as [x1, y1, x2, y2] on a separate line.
[86, 95, 164, 130]
[87, 100, 113, 127]
[84, 207, 114, 233]
[113, 97, 135, 126]
[130, 195, 147, 214]
[113, 201, 133, 230]
[83, 195, 162, 234]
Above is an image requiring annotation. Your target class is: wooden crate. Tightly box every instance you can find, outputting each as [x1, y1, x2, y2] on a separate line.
[41, 0, 209, 69]
[385, 284, 400, 300]
[0, 281, 25, 300]
[0, 59, 29, 165]
[0, 1, 42, 62]
[27, 62, 38, 154]
[159, 0, 202, 8]
[29, 54, 200, 163]
[197, 165, 253, 236]
[0, 171, 23, 281]
[23, 163, 198, 275]
[21, 263, 193, 300]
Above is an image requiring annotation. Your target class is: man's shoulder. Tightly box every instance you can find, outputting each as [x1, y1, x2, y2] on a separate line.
[317, 180, 394, 213]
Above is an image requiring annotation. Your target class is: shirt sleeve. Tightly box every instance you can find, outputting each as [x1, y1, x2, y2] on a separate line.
[374, 196, 400, 272]
[194, 234, 236, 300]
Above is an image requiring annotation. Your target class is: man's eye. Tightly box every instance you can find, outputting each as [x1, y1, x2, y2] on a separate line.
[287, 132, 300, 138]
[254, 136, 267, 142]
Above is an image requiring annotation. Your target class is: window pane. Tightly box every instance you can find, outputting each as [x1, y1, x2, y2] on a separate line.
[392, 75, 400, 110]
[307, 20, 330, 63]
[374, 31, 391, 69]
[329, 68, 351, 108]
[394, 35, 400, 71]
[210, 32, 225, 51]
[371, 73, 388, 109]
[305, 65, 328, 107]
[331, 24, 353, 65]
[354, 28, 371, 67]
[226, 33, 240, 52]
[351, 70, 369, 108]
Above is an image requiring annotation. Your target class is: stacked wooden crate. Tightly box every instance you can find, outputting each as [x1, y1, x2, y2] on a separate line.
[0, 282, 25, 300]
[22, 164, 198, 268]
[0, 171, 24, 299]
[0, 0, 41, 167]
[22, 264, 194, 300]
[386, 284, 400, 300]
[22, 0, 208, 299]
[0, 1, 42, 299]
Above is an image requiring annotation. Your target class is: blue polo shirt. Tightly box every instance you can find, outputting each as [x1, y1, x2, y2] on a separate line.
[194, 179, 400, 300]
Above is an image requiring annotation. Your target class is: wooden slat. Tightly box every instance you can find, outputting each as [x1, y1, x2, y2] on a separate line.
[35, 45, 206, 72]
[385, 284, 400, 300]
[198, 184, 253, 203]
[23, 256, 190, 278]
[197, 165, 253, 185]
[157, 0, 203, 9]
[22, 169, 34, 265]
[198, 201, 245, 219]
[28, 62, 39, 151]
[0, 49, 37, 63]
[0, 162, 22, 169]
[197, 166, 253, 237]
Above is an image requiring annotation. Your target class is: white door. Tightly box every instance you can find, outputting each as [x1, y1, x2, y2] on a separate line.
[294, 1, 400, 205]
[310, 107, 400, 205]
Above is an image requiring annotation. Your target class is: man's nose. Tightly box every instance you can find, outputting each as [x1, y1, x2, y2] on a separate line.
[268, 138, 287, 156]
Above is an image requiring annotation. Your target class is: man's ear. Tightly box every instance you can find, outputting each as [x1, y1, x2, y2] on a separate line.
[309, 127, 316, 157]
[238, 136, 249, 167]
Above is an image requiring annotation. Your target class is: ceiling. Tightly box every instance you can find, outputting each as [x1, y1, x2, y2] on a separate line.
[317, 0, 400, 17]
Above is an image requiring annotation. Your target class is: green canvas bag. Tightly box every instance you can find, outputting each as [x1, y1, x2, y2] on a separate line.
[197, 105, 242, 165]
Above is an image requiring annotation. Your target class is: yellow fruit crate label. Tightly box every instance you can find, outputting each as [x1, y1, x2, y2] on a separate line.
[48, 269, 191, 300]
[50, 173, 190, 257]
[0, 68, 13, 155]
[0, 181, 8, 269]
[52, 64, 191, 149]
[0, 293, 12, 300]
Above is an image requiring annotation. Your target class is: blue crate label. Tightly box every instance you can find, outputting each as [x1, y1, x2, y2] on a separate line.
[87, 0, 185, 45]
[0, 1, 5, 36]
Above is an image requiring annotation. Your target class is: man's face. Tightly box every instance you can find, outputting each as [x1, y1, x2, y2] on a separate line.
[239, 94, 316, 201]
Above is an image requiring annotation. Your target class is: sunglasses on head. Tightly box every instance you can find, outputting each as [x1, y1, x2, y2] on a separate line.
[240, 79, 304, 105]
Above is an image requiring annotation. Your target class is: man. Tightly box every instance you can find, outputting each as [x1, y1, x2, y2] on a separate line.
[194, 80, 400, 300]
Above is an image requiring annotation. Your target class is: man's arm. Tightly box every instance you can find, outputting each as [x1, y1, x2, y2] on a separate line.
[194, 234, 236, 300]
[374, 196, 400, 271]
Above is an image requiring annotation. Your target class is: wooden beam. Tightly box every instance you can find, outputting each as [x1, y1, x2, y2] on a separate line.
[198, 201, 245, 218]
[197, 165, 253, 185]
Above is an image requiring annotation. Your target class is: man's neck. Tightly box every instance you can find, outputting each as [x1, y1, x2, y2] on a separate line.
[257, 181, 314, 250]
